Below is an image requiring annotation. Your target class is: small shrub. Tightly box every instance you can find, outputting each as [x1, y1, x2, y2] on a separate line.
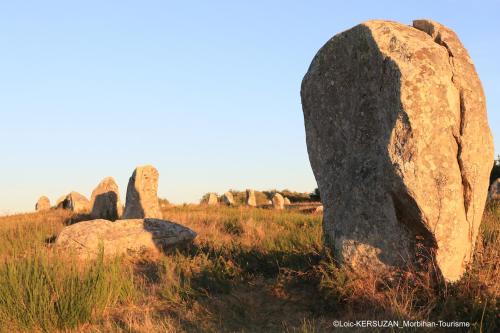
[158, 253, 199, 303]
[192, 256, 237, 295]
[222, 217, 244, 236]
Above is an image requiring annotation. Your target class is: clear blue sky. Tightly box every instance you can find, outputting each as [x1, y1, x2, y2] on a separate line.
[0, 1, 498, 213]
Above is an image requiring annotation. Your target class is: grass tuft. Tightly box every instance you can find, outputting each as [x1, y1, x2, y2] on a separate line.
[0, 249, 135, 331]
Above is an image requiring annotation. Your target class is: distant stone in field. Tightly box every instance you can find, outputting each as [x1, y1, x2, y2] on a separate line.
[90, 177, 123, 221]
[301, 19, 494, 282]
[489, 179, 500, 201]
[207, 193, 218, 205]
[272, 193, 285, 210]
[35, 196, 51, 211]
[222, 191, 235, 206]
[55, 218, 197, 259]
[159, 199, 170, 209]
[284, 197, 291, 205]
[246, 189, 257, 207]
[55, 195, 66, 208]
[123, 165, 162, 219]
[56, 192, 90, 213]
[314, 205, 324, 214]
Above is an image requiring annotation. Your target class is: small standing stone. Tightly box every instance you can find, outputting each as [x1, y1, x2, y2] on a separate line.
[272, 193, 285, 210]
[35, 196, 51, 211]
[90, 177, 123, 220]
[207, 193, 218, 205]
[246, 189, 257, 207]
[222, 191, 235, 206]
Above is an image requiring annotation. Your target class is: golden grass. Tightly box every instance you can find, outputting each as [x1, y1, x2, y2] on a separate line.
[0, 203, 498, 332]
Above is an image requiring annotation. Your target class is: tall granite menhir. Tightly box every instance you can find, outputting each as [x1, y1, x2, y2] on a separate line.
[301, 19, 494, 281]
[123, 165, 162, 219]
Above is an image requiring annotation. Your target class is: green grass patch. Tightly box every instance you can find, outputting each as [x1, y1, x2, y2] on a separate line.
[0, 250, 135, 332]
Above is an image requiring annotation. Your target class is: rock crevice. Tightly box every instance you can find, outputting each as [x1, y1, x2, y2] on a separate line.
[413, 20, 472, 221]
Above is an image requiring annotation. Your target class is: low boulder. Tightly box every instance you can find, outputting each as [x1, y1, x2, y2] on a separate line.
[35, 196, 51, 211]
[284, 197, 291, 205]
[55, 218, 197, 259]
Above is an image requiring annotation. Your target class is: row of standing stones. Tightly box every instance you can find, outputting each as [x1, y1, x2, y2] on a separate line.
[34, 165, 320, 259]
[34, 19, 499, 283]
[203, 190, 292, 210]
[301, 19, 495, 282]
[36, 166, 160, 220]
[36, 165, 197, 259]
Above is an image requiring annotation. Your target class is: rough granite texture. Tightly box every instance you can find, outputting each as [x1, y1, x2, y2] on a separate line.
[55, 218, 197, 259]
[123, 165, 162, 219]
[301, 19, 494, 281]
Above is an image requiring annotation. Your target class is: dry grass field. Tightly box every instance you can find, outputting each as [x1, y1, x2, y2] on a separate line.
[0, 203, 498, 332]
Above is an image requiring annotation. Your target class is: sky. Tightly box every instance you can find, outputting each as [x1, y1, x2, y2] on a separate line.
[0, 1, 498, 213]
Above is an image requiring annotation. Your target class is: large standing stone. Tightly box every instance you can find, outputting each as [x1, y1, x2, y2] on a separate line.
[55, 218, 197, 259]
[35, 196, 51, 211]
[222, 191, 235, 206]
[123, 165, 162, 219]
[301, 19, 494, 281]
[489, 179, 500, 201]
[272, 193, 285, 210]
[246, 189, 257, 207]
[56, 192, 90, 213]
[90, 177, 123, 220]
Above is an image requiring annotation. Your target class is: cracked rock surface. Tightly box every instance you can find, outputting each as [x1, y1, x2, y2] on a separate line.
[301, 19, 494, 281]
